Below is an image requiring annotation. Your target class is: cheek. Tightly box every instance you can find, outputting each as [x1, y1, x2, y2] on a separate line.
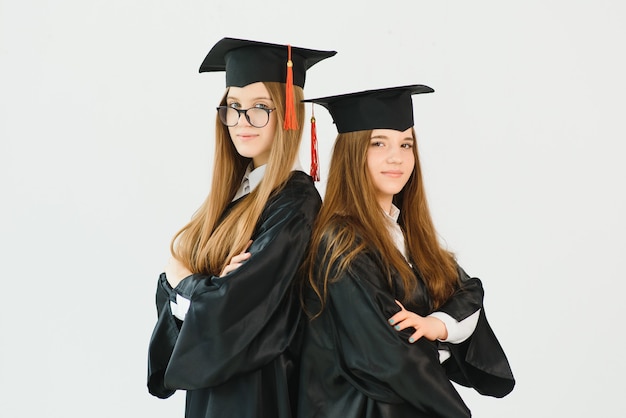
[263, 135, 275, 150]
[265, 118, 278, 139]
[263, 123, 276, 143]
[407, 154, 416, 171]
[267, 112, 278, 131]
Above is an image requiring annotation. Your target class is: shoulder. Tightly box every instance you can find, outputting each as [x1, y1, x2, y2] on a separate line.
[316, 218, 386, 282]
[265, 171, 322, 215]
[282, 171, 320, 200]
[316, 216, 368, 250]
[318, 216, 372, 256]
[254, 171, 321, 232]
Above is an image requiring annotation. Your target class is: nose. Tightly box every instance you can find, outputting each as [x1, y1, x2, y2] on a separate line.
[386, 145, 402, 164]
[237, 110, 253, 127]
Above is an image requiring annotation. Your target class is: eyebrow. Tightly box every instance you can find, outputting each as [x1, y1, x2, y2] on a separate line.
[370, 135, 414, 141]
[226, 95, 274, 102]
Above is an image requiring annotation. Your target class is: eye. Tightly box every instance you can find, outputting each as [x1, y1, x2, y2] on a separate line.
[227, 102, 241, 109]
[254, 103, 271, 110]
[401, 142, 414, 149]
[370, 141, 385, 147]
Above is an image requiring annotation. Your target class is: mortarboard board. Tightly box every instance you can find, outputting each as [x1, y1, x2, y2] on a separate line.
[200, 37, 336, 132]
[199, 37, 337, 89]
[302, 85, 434, 133]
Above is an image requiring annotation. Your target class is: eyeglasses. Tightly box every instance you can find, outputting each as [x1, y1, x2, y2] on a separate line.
[216, 106, 276, 128]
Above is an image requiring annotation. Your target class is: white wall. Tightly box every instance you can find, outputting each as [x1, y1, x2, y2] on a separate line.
[1, 1, 624, 417]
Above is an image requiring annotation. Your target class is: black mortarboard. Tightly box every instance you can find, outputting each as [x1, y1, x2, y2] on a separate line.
[302, 85, 434, 133]
[199, 37, 337, 88]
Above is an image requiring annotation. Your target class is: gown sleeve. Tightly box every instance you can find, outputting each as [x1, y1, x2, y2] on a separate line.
[147, 273, 182, 398]
[435, 265, 484, 321]
[324, 251, 472, 418]
[147, 181, 320, 397]
[436, 267, 516, 397]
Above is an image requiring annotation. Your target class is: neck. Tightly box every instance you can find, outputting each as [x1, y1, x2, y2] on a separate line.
[377, 197, 393, 215]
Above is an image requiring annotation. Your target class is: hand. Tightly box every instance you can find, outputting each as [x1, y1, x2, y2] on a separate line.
[219, 240, 253, 277]
[164, 257, 192, 288]
[388, 300, 448, 343]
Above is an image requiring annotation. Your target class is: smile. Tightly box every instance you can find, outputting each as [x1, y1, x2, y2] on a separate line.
[237, 133, 258, 141]
[381, 171, 403, 178]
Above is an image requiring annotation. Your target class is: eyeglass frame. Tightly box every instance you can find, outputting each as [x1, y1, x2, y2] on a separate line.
[216, 106, 276, 128]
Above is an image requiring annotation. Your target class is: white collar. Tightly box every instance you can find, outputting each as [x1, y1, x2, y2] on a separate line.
[385, 204, 401, 223]
[232, 160, 304, 201]
[384, 204, 409, 261]
[249, 159, 304, 190]
[247, 164, 266, 192]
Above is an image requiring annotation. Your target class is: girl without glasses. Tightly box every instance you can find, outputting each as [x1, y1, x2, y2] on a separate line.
[298, 86, 514, 418]
[147, 37, 335, 418]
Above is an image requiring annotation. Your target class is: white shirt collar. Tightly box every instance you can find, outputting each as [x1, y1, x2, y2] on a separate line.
[385, 204, 401, 223]
[232, 159, 304, 201]
[384, 204, 409, 262]
[247, 164, 266, 192]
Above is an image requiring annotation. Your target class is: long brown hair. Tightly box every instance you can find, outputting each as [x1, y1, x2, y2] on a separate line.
[305, 128, 457, 316]
[171, 82, 305, 275]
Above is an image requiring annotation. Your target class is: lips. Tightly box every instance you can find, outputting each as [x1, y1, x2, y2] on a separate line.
[381, 170, 403, 178]
[237, 133, 258, 141]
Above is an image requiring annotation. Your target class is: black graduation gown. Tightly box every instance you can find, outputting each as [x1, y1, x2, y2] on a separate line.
[148, 171, 321, 418]
[298, 244, 514, 418]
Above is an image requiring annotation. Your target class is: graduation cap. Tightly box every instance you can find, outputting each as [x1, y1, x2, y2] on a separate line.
[199, 37, 336, 131]
[200, 37, 337, 88]
[302, 85, 434, 133]
[199, 38, 336, 181]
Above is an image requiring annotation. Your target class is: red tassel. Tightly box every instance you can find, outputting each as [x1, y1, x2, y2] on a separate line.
[310, 105, 319, 181]
[283, 45, 298, 131]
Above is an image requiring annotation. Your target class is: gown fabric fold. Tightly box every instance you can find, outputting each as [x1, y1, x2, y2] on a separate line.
[148, 171, 321, 418]
[298, 238, 514, 418]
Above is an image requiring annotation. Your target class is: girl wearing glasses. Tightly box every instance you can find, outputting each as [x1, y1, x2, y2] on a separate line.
[147, 38, 335, 418]
[299, 86, 515, 418]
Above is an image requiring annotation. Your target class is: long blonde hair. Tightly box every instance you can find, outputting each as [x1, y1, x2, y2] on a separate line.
[171, 82, 305, 275]
[305, 128, 458, 316]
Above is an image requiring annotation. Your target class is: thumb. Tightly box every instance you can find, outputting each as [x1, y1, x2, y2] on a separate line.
[242, 240, 253, 254]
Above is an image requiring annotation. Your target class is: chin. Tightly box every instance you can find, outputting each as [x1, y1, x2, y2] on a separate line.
[233, 147, 256, 159]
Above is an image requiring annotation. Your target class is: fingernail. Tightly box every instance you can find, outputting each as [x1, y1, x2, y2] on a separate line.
[388, 319, 394, 325]
[409, 337, 415, 343]
[394, 325, 400, 330]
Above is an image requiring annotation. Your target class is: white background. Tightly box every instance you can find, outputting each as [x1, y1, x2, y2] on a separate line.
[1, 1, 625, 417]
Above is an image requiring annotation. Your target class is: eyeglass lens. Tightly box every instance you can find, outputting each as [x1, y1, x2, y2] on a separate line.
[217, 107, 271, 128]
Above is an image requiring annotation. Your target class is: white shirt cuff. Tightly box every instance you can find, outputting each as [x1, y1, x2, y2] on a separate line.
[438, 349, 451, 363]
[429, 309, 481, 344]
[169, 294, 191, 321]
